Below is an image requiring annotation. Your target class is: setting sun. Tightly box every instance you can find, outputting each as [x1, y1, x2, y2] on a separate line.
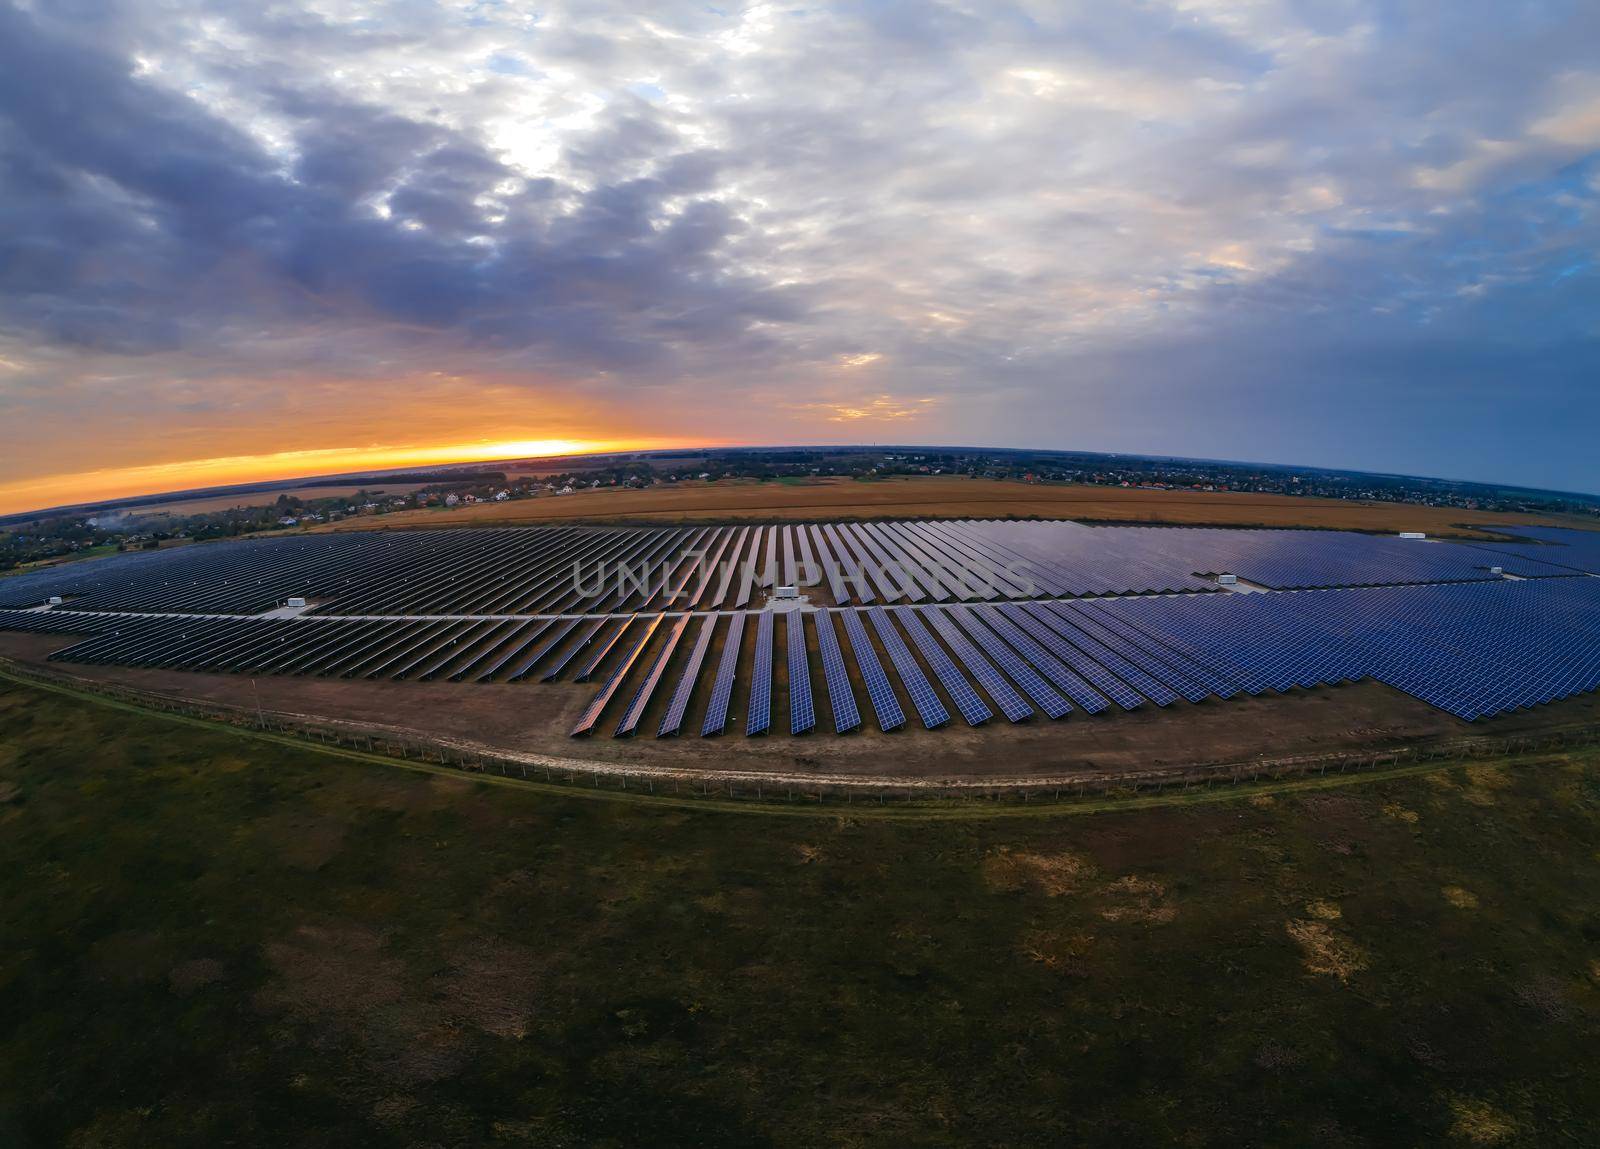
[0, 435, 712, 517]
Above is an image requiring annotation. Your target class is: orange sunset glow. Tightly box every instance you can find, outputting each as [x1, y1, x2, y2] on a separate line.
[0, 436, 713, 517]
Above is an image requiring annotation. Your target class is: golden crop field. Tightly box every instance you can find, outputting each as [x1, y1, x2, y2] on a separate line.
[309, 475, 1589, 538]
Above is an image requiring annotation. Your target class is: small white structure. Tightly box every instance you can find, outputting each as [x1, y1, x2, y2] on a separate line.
[1489, 566, 1503, 576]
[1399, 531, 1426, 540]
[1217, 573, 1239, 586]
[47, 595, 64, 606]
[774, 585, 799, 600]
[286, 596, 308, 608]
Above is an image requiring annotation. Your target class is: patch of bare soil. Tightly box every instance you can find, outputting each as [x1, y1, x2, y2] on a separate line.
[1018, 928, 1096, 976]
[1447, 1097, 1518, 1144]
[981, 849, 1098, 896]
[1285, 918, 1369, 982]
[1095, 875, 1177, 923]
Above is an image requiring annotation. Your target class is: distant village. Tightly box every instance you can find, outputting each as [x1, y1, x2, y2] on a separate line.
[4, 447, 1596, 572]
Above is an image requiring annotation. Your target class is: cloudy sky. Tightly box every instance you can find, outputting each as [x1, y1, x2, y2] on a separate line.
[1, 0, 1598, 512]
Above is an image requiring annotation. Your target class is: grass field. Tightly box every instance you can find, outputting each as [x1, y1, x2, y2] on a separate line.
[311, 475, 1592, 539]
[2, 677, 1598, 1146]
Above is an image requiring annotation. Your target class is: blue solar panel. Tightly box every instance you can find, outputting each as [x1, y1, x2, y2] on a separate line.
[11, 518, 1600, 730]
[919, 606, 1034, 722]
[867, 606, 949, 729]
[972, 605, 1111, 714]
[813, 610, 863, 733]
[1034, 603, 1180, 706]
[892, 606, 993, 726]
[825, 524, 877, 605]
[701, 613, 746, 736]
[659, 615, 715, 737]
[1077, 603, 1238, 699]
[747, 611, 774, 736]
[841, 608, 905, 731]
[1051, 603, 1209, 702]
[787, 611, 816, 734]
[944, 606, 1072, 718]
[809, 526, 850, 605]
[1000, 604, 1145, 710]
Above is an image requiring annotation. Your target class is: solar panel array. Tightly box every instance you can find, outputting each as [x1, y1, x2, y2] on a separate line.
[658, 616, 714, 737]
[786, 610, 816, 735]
[5, 519, 1600, 737]
[1461, 526, 1600, 577]
[840, 608, 905, 731]
[746, 611, 774, 736]
[701, 614, 744, 736]
[6, 518, 1576, 618]
[813, 610, 863, 734]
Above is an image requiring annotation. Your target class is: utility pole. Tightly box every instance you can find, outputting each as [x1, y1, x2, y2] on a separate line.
[251, 677, 266, 729]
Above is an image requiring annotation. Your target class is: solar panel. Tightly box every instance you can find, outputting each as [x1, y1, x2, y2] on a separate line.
[867, 606, 950, 729]
[747, 611, 774, 736]
[1000, 603, 1144, 710]
[945, 606, 1072, 718]
[571, 614, 662, 736]
[615, 614, 685, 736]
[787, 610, 816, 734]
[541, 618, 609, 681]
[906, 608, 1026, 720]
[659, 615, 715, 737]
[893, 607, 993, 726]
[504, 617, 580, 682]
[701, 613, 746, 736]
[469, 618, 555, 681]
[973, 605, 1110, 713]
[812, 610, 862, 733]
[10, 519, 1600, 730]
[1033, 604, 1180, 706]
[571, 616, 634, 682]
[841, 608, 905, 731]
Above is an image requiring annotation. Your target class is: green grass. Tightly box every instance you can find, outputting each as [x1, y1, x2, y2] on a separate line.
[2, 680, 1598, 1146]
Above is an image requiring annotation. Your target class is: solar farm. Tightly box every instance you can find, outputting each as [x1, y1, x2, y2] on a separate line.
[2, 520, 1598, 743]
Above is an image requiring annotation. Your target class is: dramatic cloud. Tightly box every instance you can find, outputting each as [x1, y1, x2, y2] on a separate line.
[0, 0, 1597, 507]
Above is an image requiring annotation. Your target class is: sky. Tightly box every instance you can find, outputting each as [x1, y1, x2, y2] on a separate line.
[1, 0, 1598, 514]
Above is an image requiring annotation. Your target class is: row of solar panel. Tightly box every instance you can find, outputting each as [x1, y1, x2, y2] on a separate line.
[6, 517, 1564, 618]
[962, 519, 1577, 590]
[8, 575, 1600, 729]
[0, 521, 1151, 614]
[10, 598, 1182, 736]
[1460, 525, 1600, 578]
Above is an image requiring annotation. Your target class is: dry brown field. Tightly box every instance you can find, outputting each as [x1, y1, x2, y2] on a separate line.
[310, 475, 1589, 539]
